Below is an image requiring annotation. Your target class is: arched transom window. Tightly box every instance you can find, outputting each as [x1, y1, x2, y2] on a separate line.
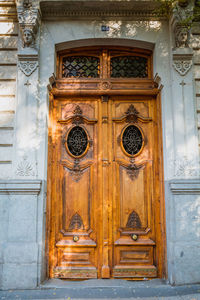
[57, 47, 152, 79]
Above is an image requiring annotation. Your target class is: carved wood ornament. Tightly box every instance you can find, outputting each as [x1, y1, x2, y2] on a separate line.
[125, 104, 140, 123]
[69, 213, 84, 230]
[126, 210, 142, 228]
[113, 104, 152, 124]
[68, 159, 83, 182]
[59, 105, 97, 125]
[114, 105, 151, 180]
[48, 47, 166, 280]
[126, 158, 142, 181]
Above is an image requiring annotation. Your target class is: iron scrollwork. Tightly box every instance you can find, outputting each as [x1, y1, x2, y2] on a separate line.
[122, 125, 143, 156]
[62, 56, 100, 78]
[111, 56, 148, 78]
[66, 126, 88, 157]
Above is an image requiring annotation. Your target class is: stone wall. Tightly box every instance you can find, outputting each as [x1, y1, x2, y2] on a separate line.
[0, 0, 18, 289]
[0, 0, 199, 290]
[0, 180, 42, 289]
[0, 1, 44, 290]
[166, 180, 200, 285]
[192, 24, 200, 157]
[0, 0, 17, 179]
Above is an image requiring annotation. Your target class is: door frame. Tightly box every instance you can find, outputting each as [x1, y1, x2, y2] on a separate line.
[46, 45, 167, 280]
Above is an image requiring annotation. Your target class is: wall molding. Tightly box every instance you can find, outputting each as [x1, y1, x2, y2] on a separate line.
[40, 0, 159, 20]
[169, 179, 200, 194]
[55, 38, 155, 52]
[0, 180, 42, 194]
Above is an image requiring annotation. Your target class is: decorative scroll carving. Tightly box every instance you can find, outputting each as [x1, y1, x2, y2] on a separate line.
[126, 158, 142, 181]
[64, 105, 84, 125]
[73, 105, 82, 115]
[69, 159, 83, 182]
[126, 210, 142, 228]
[16, 155, 35, 177]
[172, 59, 192, 75]
[69, 213, 84, 230]
[60, 106, 97, 125]
[125, 105, 139, 123]
[154, 73, 163, 90]
[47, 73, 56, 91]
[73, 105, 84, 125]
[113, 105, 152, 124]
[18, 60, 38, 76]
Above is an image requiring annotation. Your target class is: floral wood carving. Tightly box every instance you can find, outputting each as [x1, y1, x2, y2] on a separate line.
[172, 60, 192, 76]
[125, 104, 139, 123]
[18, 60, 38, 76]
[16, 155, 35, 176]
[126, 158, 141, 181]
[69, 213, 84, 230]
[126, 210, 141, 228]
[69, 159, 83, 182]
[73, 105, 82, 115]
[65, 105, 84, 125]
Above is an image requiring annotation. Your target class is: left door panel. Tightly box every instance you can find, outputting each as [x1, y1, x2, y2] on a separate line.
[48, 98, 100, 279]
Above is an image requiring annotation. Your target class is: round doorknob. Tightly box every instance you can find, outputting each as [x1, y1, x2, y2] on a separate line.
[131, 234, 138, 241]
[73, 235, 79, 242]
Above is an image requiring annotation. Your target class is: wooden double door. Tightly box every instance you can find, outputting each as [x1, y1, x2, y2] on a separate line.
[47, 94, 165, 279]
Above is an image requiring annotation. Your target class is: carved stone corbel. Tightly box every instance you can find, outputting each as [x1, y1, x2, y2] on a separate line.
[18, 54, 38, 76]
[171, 1, 194, 76]
[171, 1, 194, 50]
[172, 49, 193, 76]
[17, 0, 41, 49]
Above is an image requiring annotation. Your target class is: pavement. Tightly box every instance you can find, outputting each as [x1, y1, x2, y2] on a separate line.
[0, 279, 200, 300]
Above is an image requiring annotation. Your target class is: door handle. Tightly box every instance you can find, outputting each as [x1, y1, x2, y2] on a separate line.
[131, 234, 138, 241]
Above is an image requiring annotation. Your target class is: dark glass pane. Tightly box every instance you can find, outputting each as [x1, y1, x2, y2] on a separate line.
[122, 125, 143, 155]
[67, 126, 88, 156]
[111, 56, 148, 78]
[62, 56, 100, 78]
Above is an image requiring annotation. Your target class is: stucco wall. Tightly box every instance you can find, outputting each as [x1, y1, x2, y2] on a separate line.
[39, 19, 200, 286]
[0, 0, 17, 178]
[0, 11, 200, 289]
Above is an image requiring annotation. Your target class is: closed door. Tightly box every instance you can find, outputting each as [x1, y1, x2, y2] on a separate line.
[47, 95, 164, 279]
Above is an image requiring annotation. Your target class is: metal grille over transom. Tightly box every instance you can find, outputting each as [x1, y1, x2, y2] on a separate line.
[111, 56, 148, 78]
[62, 56, 100, 78]
[122, 125, 143, 155]
[66, 126, 88, 157]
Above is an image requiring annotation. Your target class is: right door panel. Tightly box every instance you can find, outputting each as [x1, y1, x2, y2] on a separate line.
[111, 98, 158, 278]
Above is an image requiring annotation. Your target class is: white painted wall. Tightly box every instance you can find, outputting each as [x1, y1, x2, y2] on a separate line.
[0, 17, 200, 289]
